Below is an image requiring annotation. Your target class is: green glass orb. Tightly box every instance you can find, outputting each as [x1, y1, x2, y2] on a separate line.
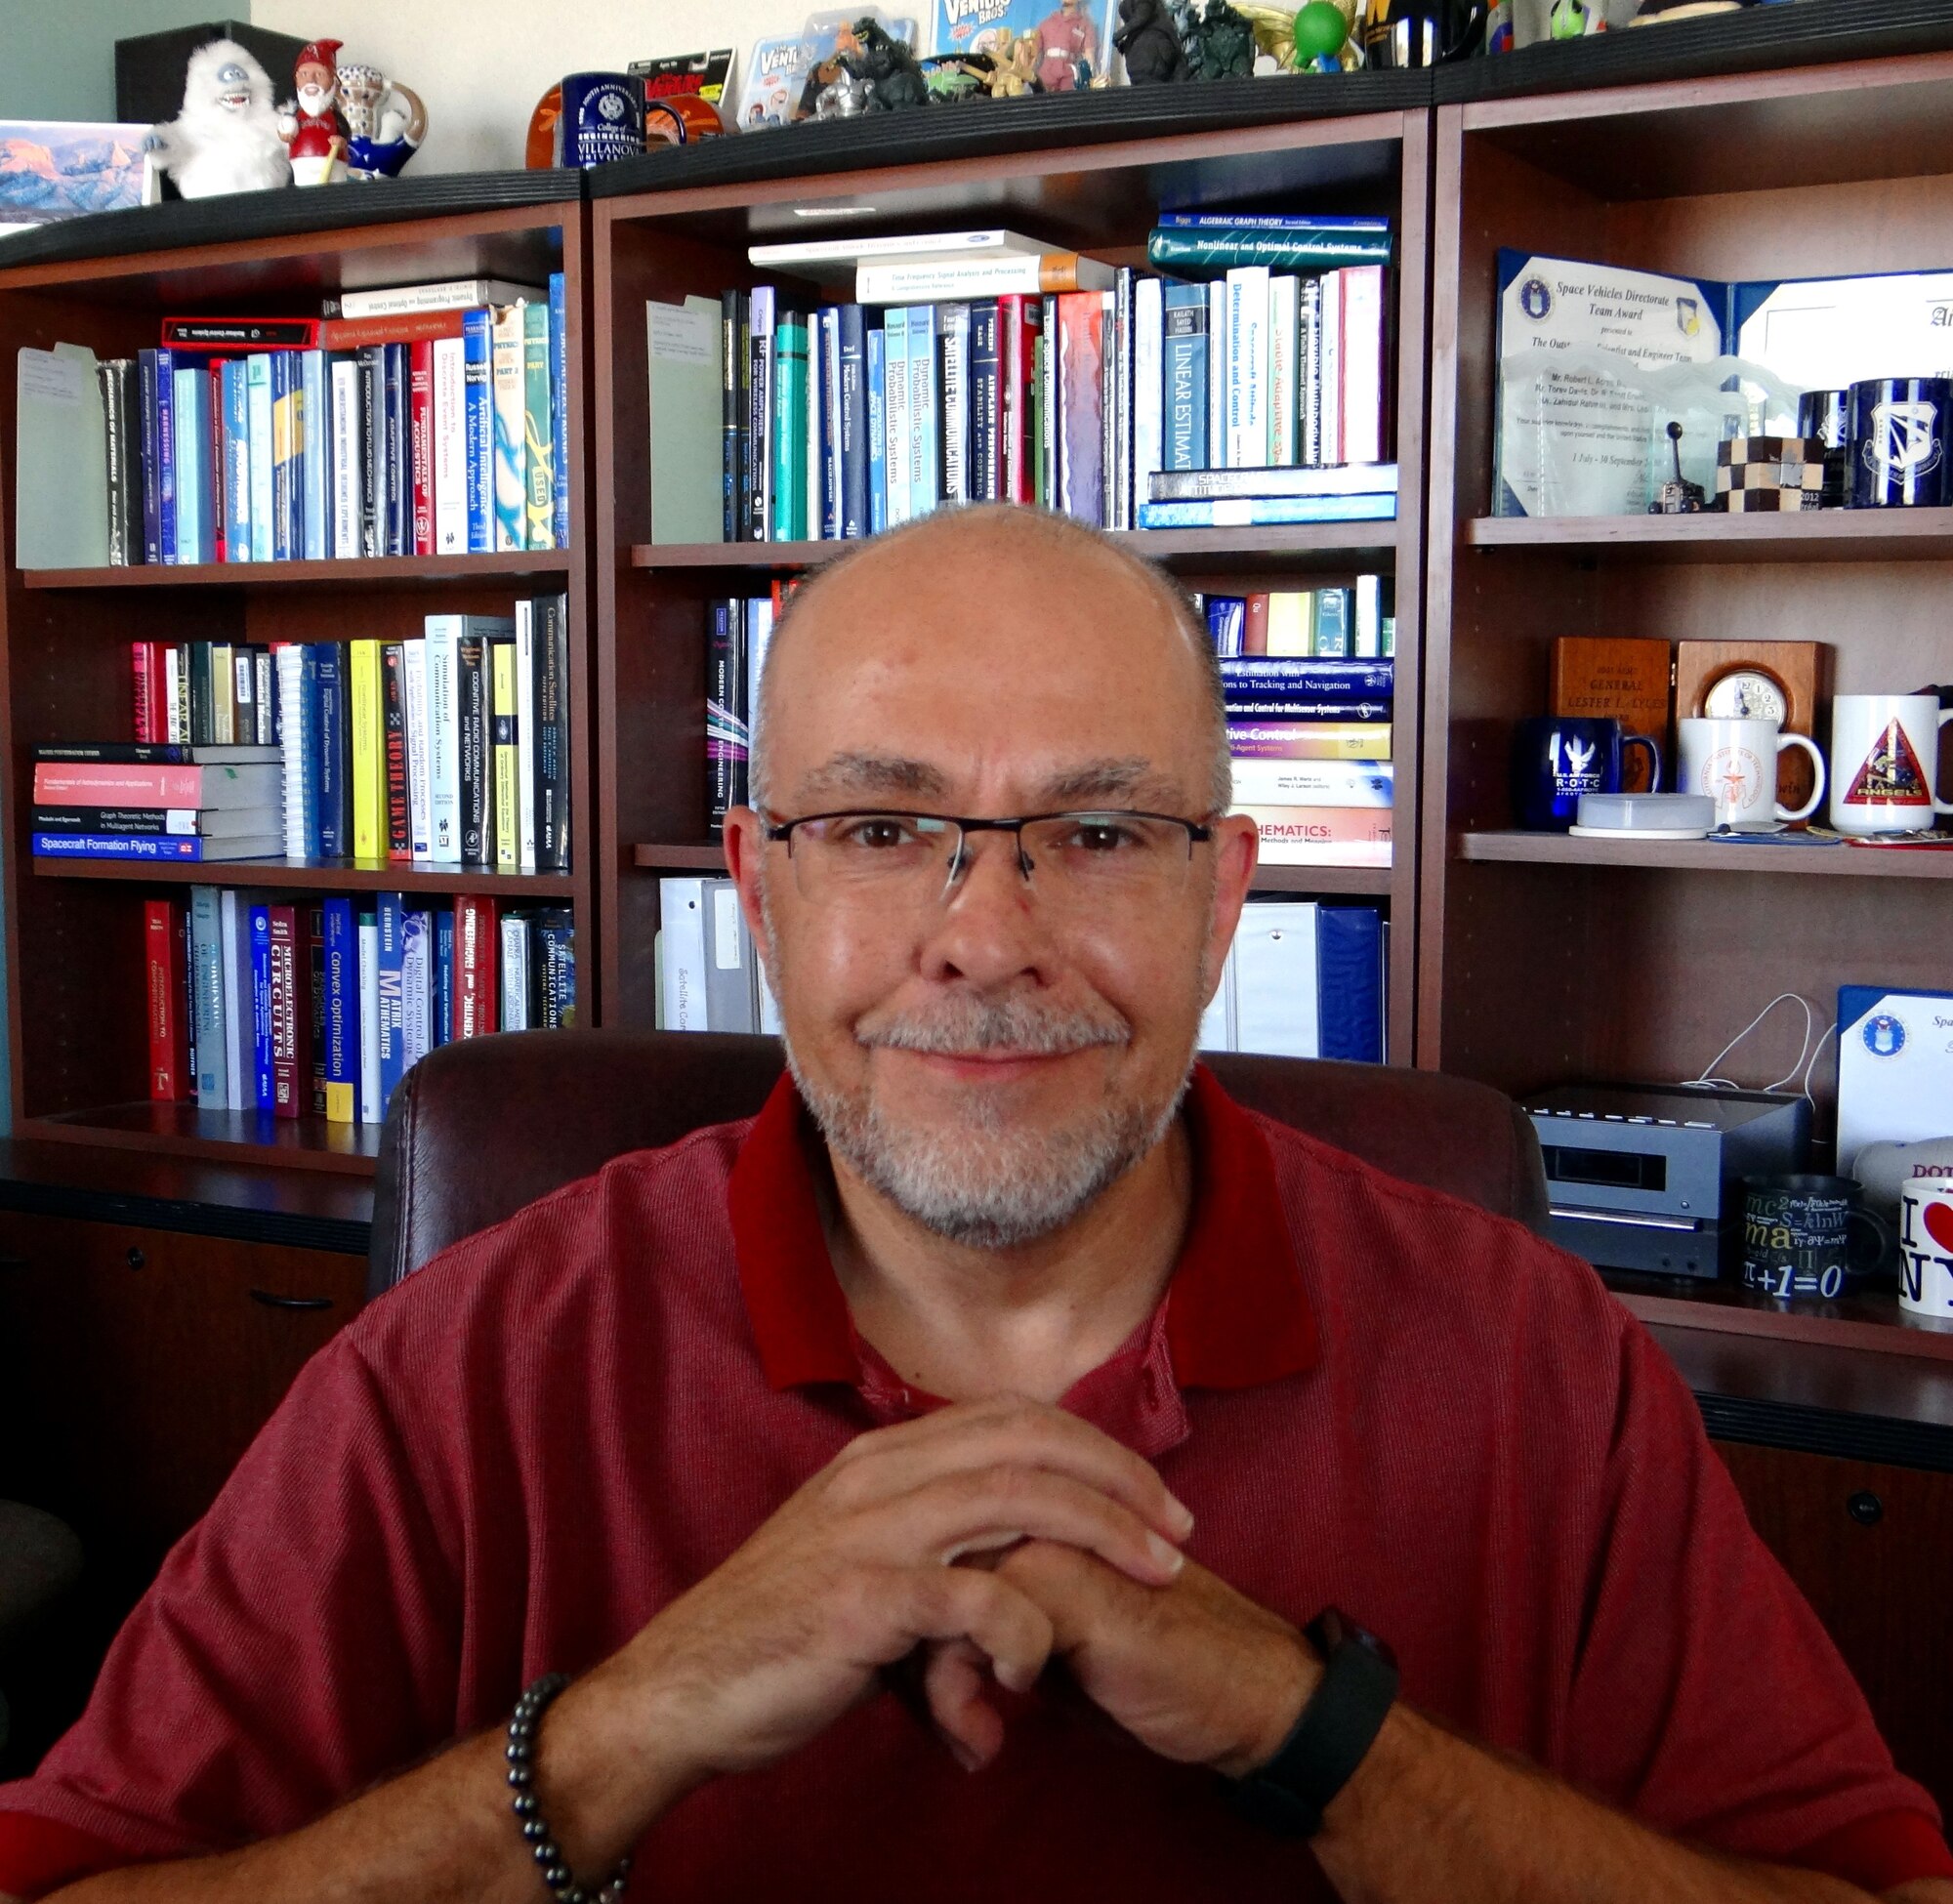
[1291, 0, 1349, 58]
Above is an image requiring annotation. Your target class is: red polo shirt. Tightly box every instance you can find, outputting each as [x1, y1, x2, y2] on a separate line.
[1, 1070, 1947, 1900]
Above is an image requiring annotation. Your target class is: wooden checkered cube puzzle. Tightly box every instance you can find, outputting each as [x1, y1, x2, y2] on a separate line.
[1714, 435, 1825, 512]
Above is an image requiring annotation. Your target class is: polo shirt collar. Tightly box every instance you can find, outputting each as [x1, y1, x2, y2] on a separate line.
[727, 1063, 1317, 1398]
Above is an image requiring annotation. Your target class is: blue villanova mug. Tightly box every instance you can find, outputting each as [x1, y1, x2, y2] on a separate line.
[1848, 377, 1953, 508]
[559, 72, 645, 168]
[1512, 717, 1663, 832]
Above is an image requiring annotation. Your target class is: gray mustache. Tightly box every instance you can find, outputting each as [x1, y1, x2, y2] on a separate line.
[857, 997, 1132, 1057]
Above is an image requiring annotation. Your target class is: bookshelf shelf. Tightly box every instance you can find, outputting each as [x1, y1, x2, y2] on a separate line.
[1608, 1275, 1953, 1366]
[1454, 832, 1953, 878]
[22, 552, 574, 592]
[630, 524, 1402, 575]
[31, 857, 580, 896]
[1463, 509, 1953, 564]
[15, 1106, 382, 1177]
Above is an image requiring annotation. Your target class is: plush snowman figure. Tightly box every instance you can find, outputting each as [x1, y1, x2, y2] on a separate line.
[146, 41, 292, 198]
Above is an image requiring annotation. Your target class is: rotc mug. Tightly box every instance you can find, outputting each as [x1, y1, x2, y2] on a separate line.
[1676, 717, 1825, 829]
[1511, 717, 1661, 832]
[1897, 1179, 1953, 1320]
[1828, 692, 1953, 835]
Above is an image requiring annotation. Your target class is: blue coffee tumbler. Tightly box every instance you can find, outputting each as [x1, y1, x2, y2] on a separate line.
[1848, 377, 1953, 508]
[1512, 717, 1662, 832]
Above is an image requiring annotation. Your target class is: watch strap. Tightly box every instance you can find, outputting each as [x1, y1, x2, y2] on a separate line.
[1224, 1609, 1398, 1838]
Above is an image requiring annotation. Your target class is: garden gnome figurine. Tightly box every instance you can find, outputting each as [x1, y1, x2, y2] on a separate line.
[277, 40, 348, 186]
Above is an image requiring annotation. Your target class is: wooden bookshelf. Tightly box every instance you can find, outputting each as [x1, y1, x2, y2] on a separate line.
[1456, 832, 1953, 879]
[0, 196, 597, 1185]
[592, 108, 1431, 1058]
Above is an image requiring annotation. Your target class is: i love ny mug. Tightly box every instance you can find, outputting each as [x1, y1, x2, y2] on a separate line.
[1898, 1179, 1953, 1320]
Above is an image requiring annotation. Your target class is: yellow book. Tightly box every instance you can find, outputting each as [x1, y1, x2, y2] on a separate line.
[1228, 723, 1392, 762]
[1265, 592, 1313, 656]
[350, 639, 384, 861]
[492, 637, 519, 871]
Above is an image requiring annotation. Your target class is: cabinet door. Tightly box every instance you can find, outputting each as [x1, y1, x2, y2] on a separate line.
[0, 1210, 365, 1575]
[1715, 1439, 1953, 1811]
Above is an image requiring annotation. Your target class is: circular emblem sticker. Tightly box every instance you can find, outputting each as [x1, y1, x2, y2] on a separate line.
[1863, 1013, 1907, 1058]
[1518, 277, 1553, 322]
[598, 91, 626, 121]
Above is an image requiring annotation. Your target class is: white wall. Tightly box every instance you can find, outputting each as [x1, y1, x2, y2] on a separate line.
[0, 0, 227, 120]
[248, 0, 789, 174]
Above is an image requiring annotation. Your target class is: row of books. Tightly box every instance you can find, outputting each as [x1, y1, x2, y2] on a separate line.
[682, 219, 1388, 543]
[1197, 581, 1394, 661]
[145, 890, 573, 1125]
[98, 273, 568, 565]
[656, 878, 778, 1035]
[1197, 901, 1387, 1061]
[58, 601, 575, 868]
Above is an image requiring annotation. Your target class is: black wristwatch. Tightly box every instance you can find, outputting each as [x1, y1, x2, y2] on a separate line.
[1224, 1607, 1399, 1838]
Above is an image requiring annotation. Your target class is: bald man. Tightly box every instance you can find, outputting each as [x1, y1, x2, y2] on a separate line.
[2, 510, 1947, 1904]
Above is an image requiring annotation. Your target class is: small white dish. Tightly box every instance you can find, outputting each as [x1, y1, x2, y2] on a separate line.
[1568, 823, 1712, 840]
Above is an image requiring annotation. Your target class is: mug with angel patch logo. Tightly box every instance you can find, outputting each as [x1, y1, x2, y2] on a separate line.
[1849, 377, 1953, 509]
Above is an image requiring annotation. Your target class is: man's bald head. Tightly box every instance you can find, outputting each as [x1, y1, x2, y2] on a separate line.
[747, 507, 1231, 817]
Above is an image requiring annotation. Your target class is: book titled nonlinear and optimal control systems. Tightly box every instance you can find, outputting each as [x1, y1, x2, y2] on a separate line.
[20, 274, 571, 569]
[645, 213, 1394, 546]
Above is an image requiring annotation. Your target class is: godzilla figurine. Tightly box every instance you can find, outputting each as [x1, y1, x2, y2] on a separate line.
[1115, 0, 1191, 81]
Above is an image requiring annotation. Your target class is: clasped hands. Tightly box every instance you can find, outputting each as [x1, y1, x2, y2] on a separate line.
[616, 1394, 1320, 1799]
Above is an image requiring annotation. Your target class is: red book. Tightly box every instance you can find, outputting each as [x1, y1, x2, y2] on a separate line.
[32, 762, 274, 806]
[998, 294, 1043, 506]
[1243, 595, 1270, 657]
[319, 310, 467, 352]
[1054, 290, 1105, 524]
[454, 896, 498, 1039]
[382, 643, 411, 862]
[208, 358, 228, 564]
[145, 897, 191, 1101]
[308, 903, 328, 1114]
[130, 642, 164, 743]
[160, 314, 319, 352]
[268, 904, 311, 1119]
[409, 338, 436, 556]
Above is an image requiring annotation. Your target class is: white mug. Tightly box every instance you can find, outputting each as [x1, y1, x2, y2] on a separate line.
[1898, 1179, 1953, 1319]
[1677, 717, 1826, 830]
[1829, 692, 1953, 836]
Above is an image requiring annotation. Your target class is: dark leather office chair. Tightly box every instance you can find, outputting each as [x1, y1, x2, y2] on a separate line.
[369, 1032, 1548, 1298]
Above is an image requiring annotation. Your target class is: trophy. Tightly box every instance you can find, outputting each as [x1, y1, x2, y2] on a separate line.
[1648, 421, 1707, 515]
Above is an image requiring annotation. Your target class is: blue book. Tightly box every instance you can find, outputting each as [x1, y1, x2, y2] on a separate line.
[313, 645, 346, 856]
[1219, 659, 1394, 693]
[301, 349, 328, 559]
[190, 885, 226, 1108]
[246, 354, 273, 562]
[401, 907, 432, 1070]
[137, 350, 163, 563]
[171, 366, 210, 565]
[905, 305, 935, 523]
[818, 307, 841, 542]
[154, 346, 178, 563]
[434, 904, 455, 1047]
[249, 902, 275, 1106]
[1161, 283, 1208, 475]
[321, 896, 360, 1123]
[298, 643, 323, 854]
[881, 310, 908, 526]
[549, 272, 569, 549]
[376, 890, 406, 1113]
[385, 342, 409, 559]
[1136, 493, 1396, 529]
[1206, 596, 1245, 657]
[270, 352, 296, 561]
[866, 325, 888, 535]
[30, 832, 273, 862]
[462, 308, 494, 554]
[1317, 905, 1384, 1063]
[221, 359, 251, 560]
[838, 306, 868, 540]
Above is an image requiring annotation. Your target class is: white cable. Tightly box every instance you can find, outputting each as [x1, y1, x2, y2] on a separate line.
[1684, 993, 1815, 1093]
[1799, 1022, 1838, 1110]
[1763, 996, 1818, 1092]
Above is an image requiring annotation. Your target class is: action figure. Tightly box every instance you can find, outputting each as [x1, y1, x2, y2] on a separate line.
[852, 17, 933, 109]
[276, 39, 347, 186]
[336, 62, 426, 180]
[798, 21, 865, 118]
[1034, 0, 1100, 92]
[1185, 0, 1258, 77]
[145, 39, 290, 198]
[1116, 0, 1190, 82]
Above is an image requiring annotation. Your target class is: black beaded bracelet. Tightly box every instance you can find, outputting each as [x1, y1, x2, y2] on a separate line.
[506, 1672, 633, 1904]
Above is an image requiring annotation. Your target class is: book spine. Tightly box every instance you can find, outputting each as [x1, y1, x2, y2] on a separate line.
[1020, 295, 1045, 505]
[314, 646, 346, 856]
[296, 644, 320, 850]
[172, 367, 204, 565]
[104, 360, 139, 564]
[1267, 275, 1298, 468]
[302, 348, 328, 559]
[708, 599, 738, 830]
[1144, 229, 1391, 271]
[882, 310, 910, 528]
[1321, 269, 1344, 466]
[1056, 292, 1104, 525]
[204, 359, 226, 564]
[770, 312, 808, 542]
[454, 895, 498, 1038]
[269, 903, 309, 1118]
[409, 337, 436, 556]
[1221, 657, 1393, 691]
[356, 346, 384, 559]
[31, 763, 229, 805]
[432, 337, 467, 555]
[309, 904, 327, 1111]
[514, 604, 537, 871]
[137, 351, 161, 563]
[551, 271, 570, 549]
[155, 347, 179, 564]
[328, 355, 359, 557]
[382, 642, 410, 862]
[820, 308, 843, 540]
[434, 905, 455, 1048]
[169, 644, 187, 743]
[376, 892, 405, 1114]
[1039, 298, 1058, 508]
[722, 288, 743, 544]
[1341, 264, 1386, 466]
[385, 342, 409, 559]
[1227, 720, 1393, 761]
[938, 302, 970, 507]
[247, 352, 275, 560]
[276, 644, 305, 855]
[499, 913, 530, 1030]
[190, 886, 226, 1107]
[426, 619, 462, 864]
[747, 284, 774, 543]
[522, 299, 554, 551]
[1114, 269, 1133, 531]
[145, 897, 190, 1101]
[808, 310, 826, 542]
[491, 636, 519, 871]
[457, 629, 491, 866]
[404, 639, 433, 862]
[1133, 277, 1164, 520]
[357, 908, 381, 1124]
[401, 908, 431, 1070]
[1300, 276, 1322, 467]
[1136, 493, 1395, 528]
[535, 596, 570, 873]
[270, 352, 298, 561]
[322, 896, 359, 1122]
[866, 324, 888, 535]
[968, 299, 1000, 504]
[350, 639, 383, 860]
[130, 643, 157, 744]
[906, 306, 935, 523]
[838, 305, 869, 538]
[536, 911, 574, 1029]
[491, 305, 527, 552]
[463, 309, 495, 553]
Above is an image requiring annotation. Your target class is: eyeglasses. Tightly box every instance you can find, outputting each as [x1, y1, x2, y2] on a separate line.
[762, 809, 1216, 913]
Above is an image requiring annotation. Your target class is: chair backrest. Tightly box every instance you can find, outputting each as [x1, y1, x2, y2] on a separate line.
[368, 1031, 1548, 1298]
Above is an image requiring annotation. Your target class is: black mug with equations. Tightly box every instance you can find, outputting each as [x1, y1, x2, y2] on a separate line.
[1741, 1175, 1889, 1301]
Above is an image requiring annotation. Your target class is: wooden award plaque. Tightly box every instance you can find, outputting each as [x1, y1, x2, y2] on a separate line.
[1674, 641, 1829, 812]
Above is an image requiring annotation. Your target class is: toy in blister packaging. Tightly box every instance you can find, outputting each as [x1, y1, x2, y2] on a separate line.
[932, 0, 1115, 88]
[734, 36, 806, 128]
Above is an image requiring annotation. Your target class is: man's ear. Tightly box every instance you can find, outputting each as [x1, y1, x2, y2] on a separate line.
[1200, 814, 1259, 999]
[723, 806, 771, 960]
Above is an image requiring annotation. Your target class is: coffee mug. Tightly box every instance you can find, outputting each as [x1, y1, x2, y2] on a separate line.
[1742, 1175, 1888, 1301]
[1897, 1178, 1953, 1319]
[1828, 692, 1953, 835]
[1512, 717, 1661, 832]
[1797, 389, 1849, 507]
[1677, 717, 1825, 829]
[1849, 377, 1953, 509]
[558, 72, 645, 167]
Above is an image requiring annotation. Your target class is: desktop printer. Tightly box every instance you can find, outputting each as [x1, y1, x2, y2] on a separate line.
[1523, 1083, 1810, 1280]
